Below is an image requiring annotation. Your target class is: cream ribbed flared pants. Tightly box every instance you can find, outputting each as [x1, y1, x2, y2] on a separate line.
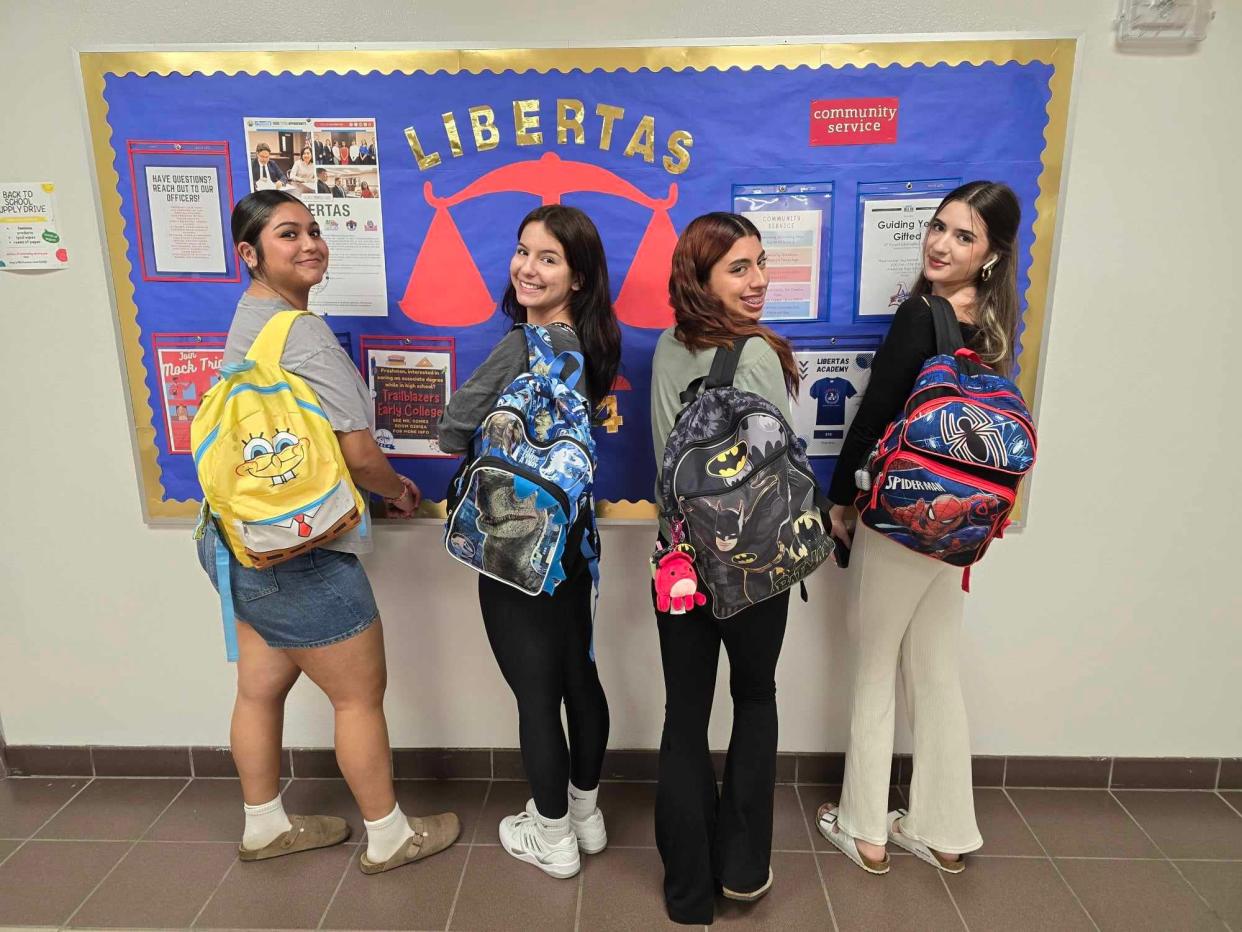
[836, 524, 983, 853]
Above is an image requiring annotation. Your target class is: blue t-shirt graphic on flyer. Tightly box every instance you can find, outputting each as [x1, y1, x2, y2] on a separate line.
[809, 376, 857, 439]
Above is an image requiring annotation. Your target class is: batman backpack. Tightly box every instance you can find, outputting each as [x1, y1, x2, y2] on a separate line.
[658, 337, 834, 619]
[444, 324, 599, 598]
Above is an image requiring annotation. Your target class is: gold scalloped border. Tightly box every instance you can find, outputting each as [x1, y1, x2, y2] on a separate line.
[80, 39, 1075, 523]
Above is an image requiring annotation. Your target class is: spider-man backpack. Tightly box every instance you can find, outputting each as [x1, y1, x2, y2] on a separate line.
[856, 296, 1036, 580]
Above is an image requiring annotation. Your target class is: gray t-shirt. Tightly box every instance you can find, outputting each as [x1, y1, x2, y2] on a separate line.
[649, 327, 795, 536]
[223, 293, 375, 553]
[437, 323, 582, 455]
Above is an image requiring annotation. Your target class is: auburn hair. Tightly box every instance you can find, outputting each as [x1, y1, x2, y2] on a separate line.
[668, 212, 799, 395]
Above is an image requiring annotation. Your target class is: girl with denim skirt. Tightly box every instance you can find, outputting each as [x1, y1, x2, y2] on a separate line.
[196, 190, 458, 874]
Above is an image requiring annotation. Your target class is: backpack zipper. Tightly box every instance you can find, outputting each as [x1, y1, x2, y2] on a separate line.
[675, 444, 817, 505]
[868, 450, 1017, 511]
[483, 407, 595, 480]
[457, 456, 573, 518]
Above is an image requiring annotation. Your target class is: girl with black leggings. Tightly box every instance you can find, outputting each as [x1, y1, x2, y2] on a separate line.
[437, 205, 622, 878]
[649, 213, 803, 924]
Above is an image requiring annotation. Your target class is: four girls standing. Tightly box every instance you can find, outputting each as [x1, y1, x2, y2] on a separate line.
[198, 183, 1025, 917]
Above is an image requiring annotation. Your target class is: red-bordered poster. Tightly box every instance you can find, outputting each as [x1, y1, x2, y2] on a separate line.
[127, 141, 239, 283]
[152, 333, 227, 454]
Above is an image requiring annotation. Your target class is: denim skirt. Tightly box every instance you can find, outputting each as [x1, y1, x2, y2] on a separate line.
[196, 522, 379, 649]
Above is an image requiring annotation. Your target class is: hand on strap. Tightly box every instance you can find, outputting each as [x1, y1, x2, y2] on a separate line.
[652, 546, 707, 615]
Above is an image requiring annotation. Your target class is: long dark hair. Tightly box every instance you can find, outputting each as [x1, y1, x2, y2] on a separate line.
[501, 205, 621, 408]
[668, 212, 799, 395]
[230, 189, 309, 279]
[912, 181, 1022, 375]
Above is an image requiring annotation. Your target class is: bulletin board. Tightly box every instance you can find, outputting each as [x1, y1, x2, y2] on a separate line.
[79, 39, 1075, 522]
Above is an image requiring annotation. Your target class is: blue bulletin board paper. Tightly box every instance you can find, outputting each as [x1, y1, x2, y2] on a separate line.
[79, 40, 1075, 522]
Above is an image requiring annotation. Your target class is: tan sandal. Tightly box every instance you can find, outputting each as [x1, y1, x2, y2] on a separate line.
[238, 814, 350, 861]
[816, 803, 890, 874]
[359, 812, 461, 874]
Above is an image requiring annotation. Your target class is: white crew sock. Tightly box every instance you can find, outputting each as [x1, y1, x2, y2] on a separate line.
[364, 803, 416, 863]
[568, 783, 599, 820]
[243, 795, 292, 850]
[535, 807, 573, 840]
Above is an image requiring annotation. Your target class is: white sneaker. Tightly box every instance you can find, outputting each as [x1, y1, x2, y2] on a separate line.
[530, 797, 608, 854]
[499, 806, 581, 879]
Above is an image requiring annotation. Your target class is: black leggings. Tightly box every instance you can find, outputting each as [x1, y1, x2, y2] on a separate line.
[654, 588, 790, 925]
[479, 571, 610, 819]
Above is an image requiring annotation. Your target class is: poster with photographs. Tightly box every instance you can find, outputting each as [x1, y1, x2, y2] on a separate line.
[792, 349, 875, 457]
[243, 117, 387, 316]
[152, 334, 227, 454]
[361, 337, 455, 457]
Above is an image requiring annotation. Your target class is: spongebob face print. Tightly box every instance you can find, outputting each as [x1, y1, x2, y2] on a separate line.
[235, 428, 307, 485]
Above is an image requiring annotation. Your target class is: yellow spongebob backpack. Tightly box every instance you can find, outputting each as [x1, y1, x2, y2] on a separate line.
[191, 310, 366, 658]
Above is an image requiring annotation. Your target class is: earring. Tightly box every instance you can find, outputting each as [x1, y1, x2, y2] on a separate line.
[980, 256, 998, 282]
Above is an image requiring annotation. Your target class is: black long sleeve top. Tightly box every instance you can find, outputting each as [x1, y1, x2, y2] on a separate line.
[828, 296, 980, 505]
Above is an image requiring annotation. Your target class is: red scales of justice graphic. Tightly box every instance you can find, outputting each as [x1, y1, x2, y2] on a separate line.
[399, 152, 678, 330]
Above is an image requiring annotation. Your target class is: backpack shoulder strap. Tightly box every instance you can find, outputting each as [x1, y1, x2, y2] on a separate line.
[678, 336, 753, 404]
[523, 324, 556, 369]
[922, 295, 966, 357]
[246, 309, 309, 366]
[526, 323, 586, 394]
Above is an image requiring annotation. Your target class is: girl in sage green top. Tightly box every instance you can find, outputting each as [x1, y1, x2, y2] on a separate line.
[648, 212, 801, 925]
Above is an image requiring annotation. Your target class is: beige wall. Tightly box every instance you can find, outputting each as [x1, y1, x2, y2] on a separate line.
[0, 0, 1238, 756]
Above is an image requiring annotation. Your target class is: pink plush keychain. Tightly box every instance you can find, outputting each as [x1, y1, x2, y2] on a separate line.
[652, 544, 707, 615]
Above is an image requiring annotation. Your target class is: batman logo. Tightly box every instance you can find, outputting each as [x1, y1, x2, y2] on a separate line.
[793, 510, 825, 536]
[706, 442, 748, 479]
[731, 552, 758, 566]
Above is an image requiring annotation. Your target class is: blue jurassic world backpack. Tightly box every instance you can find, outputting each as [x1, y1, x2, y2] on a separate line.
[444, 324, 599, 597]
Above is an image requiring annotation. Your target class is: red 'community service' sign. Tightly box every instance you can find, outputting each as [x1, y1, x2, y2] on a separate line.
[809, 98, 899, 146]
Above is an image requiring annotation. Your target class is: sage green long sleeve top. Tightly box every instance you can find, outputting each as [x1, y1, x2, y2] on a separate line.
[649, 327, 794, 527]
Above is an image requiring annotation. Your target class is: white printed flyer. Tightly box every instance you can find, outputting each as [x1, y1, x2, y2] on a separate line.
[244, 117, 387, 316]
[0, 182, 68, 270]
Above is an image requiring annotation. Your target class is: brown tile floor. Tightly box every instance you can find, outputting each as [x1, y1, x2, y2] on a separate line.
[0, 776, 1239, 930]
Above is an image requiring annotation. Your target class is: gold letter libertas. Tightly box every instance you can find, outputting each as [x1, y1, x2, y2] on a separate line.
[663, 130, 693, 175]
[404, 125, 441, 170]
